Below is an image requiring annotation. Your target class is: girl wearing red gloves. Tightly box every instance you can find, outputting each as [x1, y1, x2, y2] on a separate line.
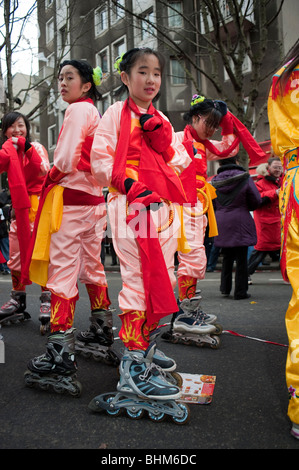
[24, 60, 112, 396]
[88, 48, 192, 420]
[0, 112, 50, 330]
[162, 95, 239, 346]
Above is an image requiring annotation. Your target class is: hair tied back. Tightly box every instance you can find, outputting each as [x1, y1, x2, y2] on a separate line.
[191, 94, 205, 106]
[92, 66, 103, 86]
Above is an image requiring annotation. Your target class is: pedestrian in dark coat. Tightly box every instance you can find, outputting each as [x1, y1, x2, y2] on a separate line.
[248, 157, 283, 277]
[212, 156, 262, 299]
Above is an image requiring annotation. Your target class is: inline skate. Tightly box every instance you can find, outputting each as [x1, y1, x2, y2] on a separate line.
[24, 328, 82, 397]
[0, 291, 31, 325]
[88, 342, 190, 424]
[75, 309, 120, 366]
[39, 291, 51, 335]
[161, 292, 222, 349]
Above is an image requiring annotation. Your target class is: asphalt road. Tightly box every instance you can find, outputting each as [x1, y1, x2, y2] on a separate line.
[0, 263, 298, 451]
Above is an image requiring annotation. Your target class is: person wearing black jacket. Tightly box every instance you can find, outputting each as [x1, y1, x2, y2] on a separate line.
[211, 157, 262, 299]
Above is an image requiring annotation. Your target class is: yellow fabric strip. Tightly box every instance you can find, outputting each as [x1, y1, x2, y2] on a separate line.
[29, 185, 64, 286]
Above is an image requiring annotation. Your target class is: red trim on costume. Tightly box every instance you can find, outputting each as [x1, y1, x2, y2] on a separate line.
[63, 188, 105, 205]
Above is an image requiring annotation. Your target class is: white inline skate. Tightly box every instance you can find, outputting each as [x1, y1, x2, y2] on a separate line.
[24, 328, 82, 397]
[75, 309, 120, 366]
[162, 292, 222, 349]
[0, 291, 31, 325]
[88, 343, 190, 424]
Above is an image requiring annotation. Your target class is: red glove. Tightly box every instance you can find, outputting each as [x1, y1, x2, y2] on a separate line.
[125, 178, 162, 211]
[12, 136, 32, 153]
[139, 114, 162, 131]
[220, 112, 234, 135]
[43, 165, 67, 188]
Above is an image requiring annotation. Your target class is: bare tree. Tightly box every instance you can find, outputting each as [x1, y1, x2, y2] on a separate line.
[0, 0, 37, 112]
[111, 0, 285, 134]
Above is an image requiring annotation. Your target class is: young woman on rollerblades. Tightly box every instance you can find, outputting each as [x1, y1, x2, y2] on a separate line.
[88, 48, 192, 423]
[162, 96, 239, 347]
[0, 112, 50, 332]
[24, 60, 114, 396]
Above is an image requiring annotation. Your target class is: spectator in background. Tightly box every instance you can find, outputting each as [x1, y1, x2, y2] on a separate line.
[211, 156, 261, 299]
[247, 156, 283, 281]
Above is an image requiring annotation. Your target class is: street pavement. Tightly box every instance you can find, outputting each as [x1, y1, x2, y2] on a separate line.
[0, 261, 298, 450]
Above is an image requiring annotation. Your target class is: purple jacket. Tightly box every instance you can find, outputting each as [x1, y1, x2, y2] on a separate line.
[211, 164, 262, 248]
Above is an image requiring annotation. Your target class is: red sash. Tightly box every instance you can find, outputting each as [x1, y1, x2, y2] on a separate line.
[111, 98, 179, 325]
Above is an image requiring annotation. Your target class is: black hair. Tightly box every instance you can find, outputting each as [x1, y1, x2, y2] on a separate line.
[183, 98, 227, 130]
[0, 112, 31, 147]
[59, 59, 102, 103]
[218, 156, 238, 166]
[115, 47, 165, 101]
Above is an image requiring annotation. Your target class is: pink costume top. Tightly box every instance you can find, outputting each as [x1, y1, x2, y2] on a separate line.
[53, 100, 102, 196]
[91, 101, 191, 189]
[27, 142, 50, 195]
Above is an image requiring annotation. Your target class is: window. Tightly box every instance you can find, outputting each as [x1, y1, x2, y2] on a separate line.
[111, 0, 125, 24]
[98, 93, 111, 116]
[59, 25, 67, 49]
[224, 53, 252, 81]
[168, 2, 183, 28]
[95, 5, 108, 36]
[96, 48, 109, 75]
[112, 37, 127, 65]
[46, 18, 54, 44]
[170, 59, 186, 85]
[48, 125, 56, 149]
[141, 9, 155, 41]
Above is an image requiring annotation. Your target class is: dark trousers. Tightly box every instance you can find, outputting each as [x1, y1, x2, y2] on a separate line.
[220, 246, 248, 298]
[247, 249, 279, 275]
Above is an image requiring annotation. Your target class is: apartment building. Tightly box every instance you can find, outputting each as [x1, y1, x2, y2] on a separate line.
[36, 0, 299, 167]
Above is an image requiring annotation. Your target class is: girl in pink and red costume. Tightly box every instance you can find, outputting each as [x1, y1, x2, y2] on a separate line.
[89, 48, 192, 411]
[0, 112, 50, 329]
[24, 61, 111, 395]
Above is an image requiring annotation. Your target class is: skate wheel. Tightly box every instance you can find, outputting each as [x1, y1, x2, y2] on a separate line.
[214, 324, 223, 335]
[106, 396, 122, 416]
[148, 410, 165, 422]
[69, 381, 82, 398]
[39, 382, 50, 391]
[82, 351, 92, 359]
[24, 371, 35, 388]
[171, 403, 190, 425]
[53, 383, 65, 394]
[171, 372, 183, 388]
[210, 336, 221, 349]
[126, 408, 144, 420]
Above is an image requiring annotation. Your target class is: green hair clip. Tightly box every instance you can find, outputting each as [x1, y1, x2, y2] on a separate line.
[92, 66, 103, 86]
[191, 94, 205, 106]
[114, 53, 125, 74]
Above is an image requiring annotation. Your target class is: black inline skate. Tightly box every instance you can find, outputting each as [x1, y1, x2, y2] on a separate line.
[39, 291, 51, 335]
[89, 342, 190, 424]
[0, 290, 31, 325]
[75, 309, 120, 366]
[24, 328, 82, 397]
[162, 292, 222, 349]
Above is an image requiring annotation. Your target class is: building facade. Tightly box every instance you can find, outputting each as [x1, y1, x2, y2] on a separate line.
[36, 0, 299, 169]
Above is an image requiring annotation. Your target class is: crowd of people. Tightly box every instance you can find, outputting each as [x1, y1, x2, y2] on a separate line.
[0, 40, 298, 436]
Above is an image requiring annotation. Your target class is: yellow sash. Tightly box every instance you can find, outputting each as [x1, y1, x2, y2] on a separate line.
[29, 185, 64, 286]
[196, 176, 218, 237]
